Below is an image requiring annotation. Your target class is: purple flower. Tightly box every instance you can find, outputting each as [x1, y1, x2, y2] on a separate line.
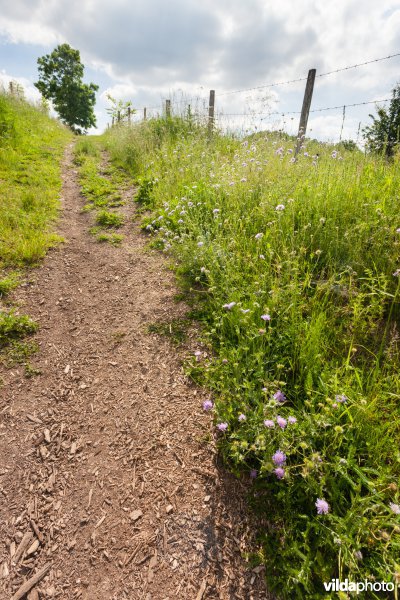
[250, 469, 258, 479]
[264, 419, 275, 428]
[331, 151, 337, 159]
[217, 422, 228, 432]
[275, 147, 284, 156]
[223, 302, 236, 310]
[203, 400, 213, 411]
[276, 416, 287, 429]
[222, 358, 228, 364]
[197, 241, 204, 247]
[272, 450, 286, 466]
[255, 233, 263, 240]
[390, 502, 400, 515]
[275, 204, 285, 211]
[288, 416, 297, 424]
[393, 269, 400, 277]
[273, 390, 286, 403]
[274, 467, 285, 480]
[396, 228, 400, 234]
[261, 314, 271, 321]
[238, 413, 246, 422]
[335, 394, 348, 404]
[315, 498, 330, 514]
[213, 208, 220, 214]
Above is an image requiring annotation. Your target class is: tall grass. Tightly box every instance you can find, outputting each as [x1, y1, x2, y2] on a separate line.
[0, 91, 72, 268]
[103, 117, 400, 598]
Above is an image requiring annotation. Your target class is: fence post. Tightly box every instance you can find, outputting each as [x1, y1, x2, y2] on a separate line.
[128, 106, 131, 124]
[339, 105, 346, 142]
[166, 99, 171, 118]
[112, 116, 115, 127]
[295, 69, 316, 155]
[208, 90, 215, 134]
[144, 107, 147, 121]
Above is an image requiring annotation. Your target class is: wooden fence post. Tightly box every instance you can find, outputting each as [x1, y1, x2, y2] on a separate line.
[166, 99, 171, 118]
[295, 69, 316, 155]
[208, 90, 215, 134]
[144, 107, 147, 121]
[127, 106, 131, 123]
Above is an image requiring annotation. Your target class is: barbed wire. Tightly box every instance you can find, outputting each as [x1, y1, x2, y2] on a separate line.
[215, 97, 392, 118]
[215, 51, 400, 97]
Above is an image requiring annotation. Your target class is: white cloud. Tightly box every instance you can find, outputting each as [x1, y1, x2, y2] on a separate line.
[0, 70, 41, 102]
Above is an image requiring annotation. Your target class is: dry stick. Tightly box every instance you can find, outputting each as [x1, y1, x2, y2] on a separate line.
[12, 532, 33, 564]
[11, 563, 52, 600]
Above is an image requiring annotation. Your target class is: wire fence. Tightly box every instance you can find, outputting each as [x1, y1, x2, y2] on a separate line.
[110, 51, 400, 145]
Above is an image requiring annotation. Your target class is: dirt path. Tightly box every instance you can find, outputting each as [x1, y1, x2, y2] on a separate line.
[0, 144, 270, 600]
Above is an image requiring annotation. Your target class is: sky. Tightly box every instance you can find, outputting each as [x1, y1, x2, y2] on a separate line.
[0, 0, 399, 142]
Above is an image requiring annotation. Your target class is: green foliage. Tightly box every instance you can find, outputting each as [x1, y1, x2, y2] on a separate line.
[35, 43, 99, 134]
[95, 210, 124, 228]
[106, 94, 134, 124]
[0, 91, 71, 268]
[0, 272, 20, 297]
[363, 84, 400, 158]
[103, 116, 400, 597]
[0, 311, 38, 348]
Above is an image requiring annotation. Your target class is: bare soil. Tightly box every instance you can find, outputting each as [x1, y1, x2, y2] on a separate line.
[0, 144, 271, 600]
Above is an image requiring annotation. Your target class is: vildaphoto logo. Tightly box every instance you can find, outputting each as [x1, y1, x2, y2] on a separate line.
[323, 579, 395, 593]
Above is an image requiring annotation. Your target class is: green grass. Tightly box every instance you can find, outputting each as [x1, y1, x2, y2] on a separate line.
[101, 116, 400, 598]
[0, 91, 71, 365]
[74, 137, 128, 240]
[0, 92, 72, 268]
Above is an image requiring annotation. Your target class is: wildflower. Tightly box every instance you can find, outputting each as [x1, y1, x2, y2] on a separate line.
[354, 551, 363, 561]
[275, 147, 284, 156]
[177, 219, 184, 224]
[331, 151, 338, 159]
[229, 181, 235, 186]
[238, 413, 246, 422]
[390, 502, 400, 515]
[261, 314, 271, 321]
[332, 403, 338, 408]
[272, 450, 286, 466]
[393, 269, 400, 277]
[264, 419, 275, 428]
[240, 309, 250, 314]
[275, 204, 285, 211]
[203, 400, 213, 411]
[194, 350, 202, 361]
[200, 266, 206, 273]
[396, 228, 400, 233]
[250, 469, 258, 479]
[197, 241, 204, 247]
[213, 208, 220, 215]
[274, 467, 285, 479]
[240, 177, 247, 183]
[255, 233, 263, 240]
[217, 422, 228, 432]
[223, 302, 236, 310]
[304, 152, 309, 157]
[276, 416, 287, 429]
[242, 162, 248, 167]
[289, 157, 296, 163]
[315, 498, 330, 514]
[273, 390, 286, 403]
[335, 394, 348, 404]
[288, 416, 297, 424]
[259, 254, 265, 260]
[222, 358, 228, 364]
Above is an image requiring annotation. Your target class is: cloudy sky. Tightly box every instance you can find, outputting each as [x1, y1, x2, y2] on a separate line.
[1, 0, 399, 142]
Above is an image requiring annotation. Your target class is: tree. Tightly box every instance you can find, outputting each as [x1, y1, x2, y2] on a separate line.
[34, 44, 98, 134]
[363, 84, 400, 158]
[106, 94, 134, 125]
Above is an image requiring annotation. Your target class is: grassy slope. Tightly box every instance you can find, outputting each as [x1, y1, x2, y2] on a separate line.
[102, 118, 400, 599]
[0, 91, 72, 363]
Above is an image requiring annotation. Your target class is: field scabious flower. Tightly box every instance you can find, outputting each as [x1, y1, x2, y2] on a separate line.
[390, 502, 400, 514]
[273, 390, 286, 403]
[264, 419, 275, 428]
[315, 498, 330, 514]
[288, 416, 297, 424]
[275, 204, 285, 211]
[335, 394, 348, 403]
[276, 416, 287, 429]
[261, 314, 271, 321]
[250, 469, 258, 479]
[217, 422, 228, 432]
[203, 400, 213, 411]
[272, 450, 286, 466]
[274, 467, 285, 479]
[223, 302, 236, 310]
[255, 233, 263, 240]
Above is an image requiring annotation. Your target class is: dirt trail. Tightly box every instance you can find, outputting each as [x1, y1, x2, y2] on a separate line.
[0, 144, 270, 600]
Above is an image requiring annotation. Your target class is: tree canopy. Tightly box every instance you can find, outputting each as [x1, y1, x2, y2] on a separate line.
[363, 84, 400, 158]
[35, 44, 98, 134]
